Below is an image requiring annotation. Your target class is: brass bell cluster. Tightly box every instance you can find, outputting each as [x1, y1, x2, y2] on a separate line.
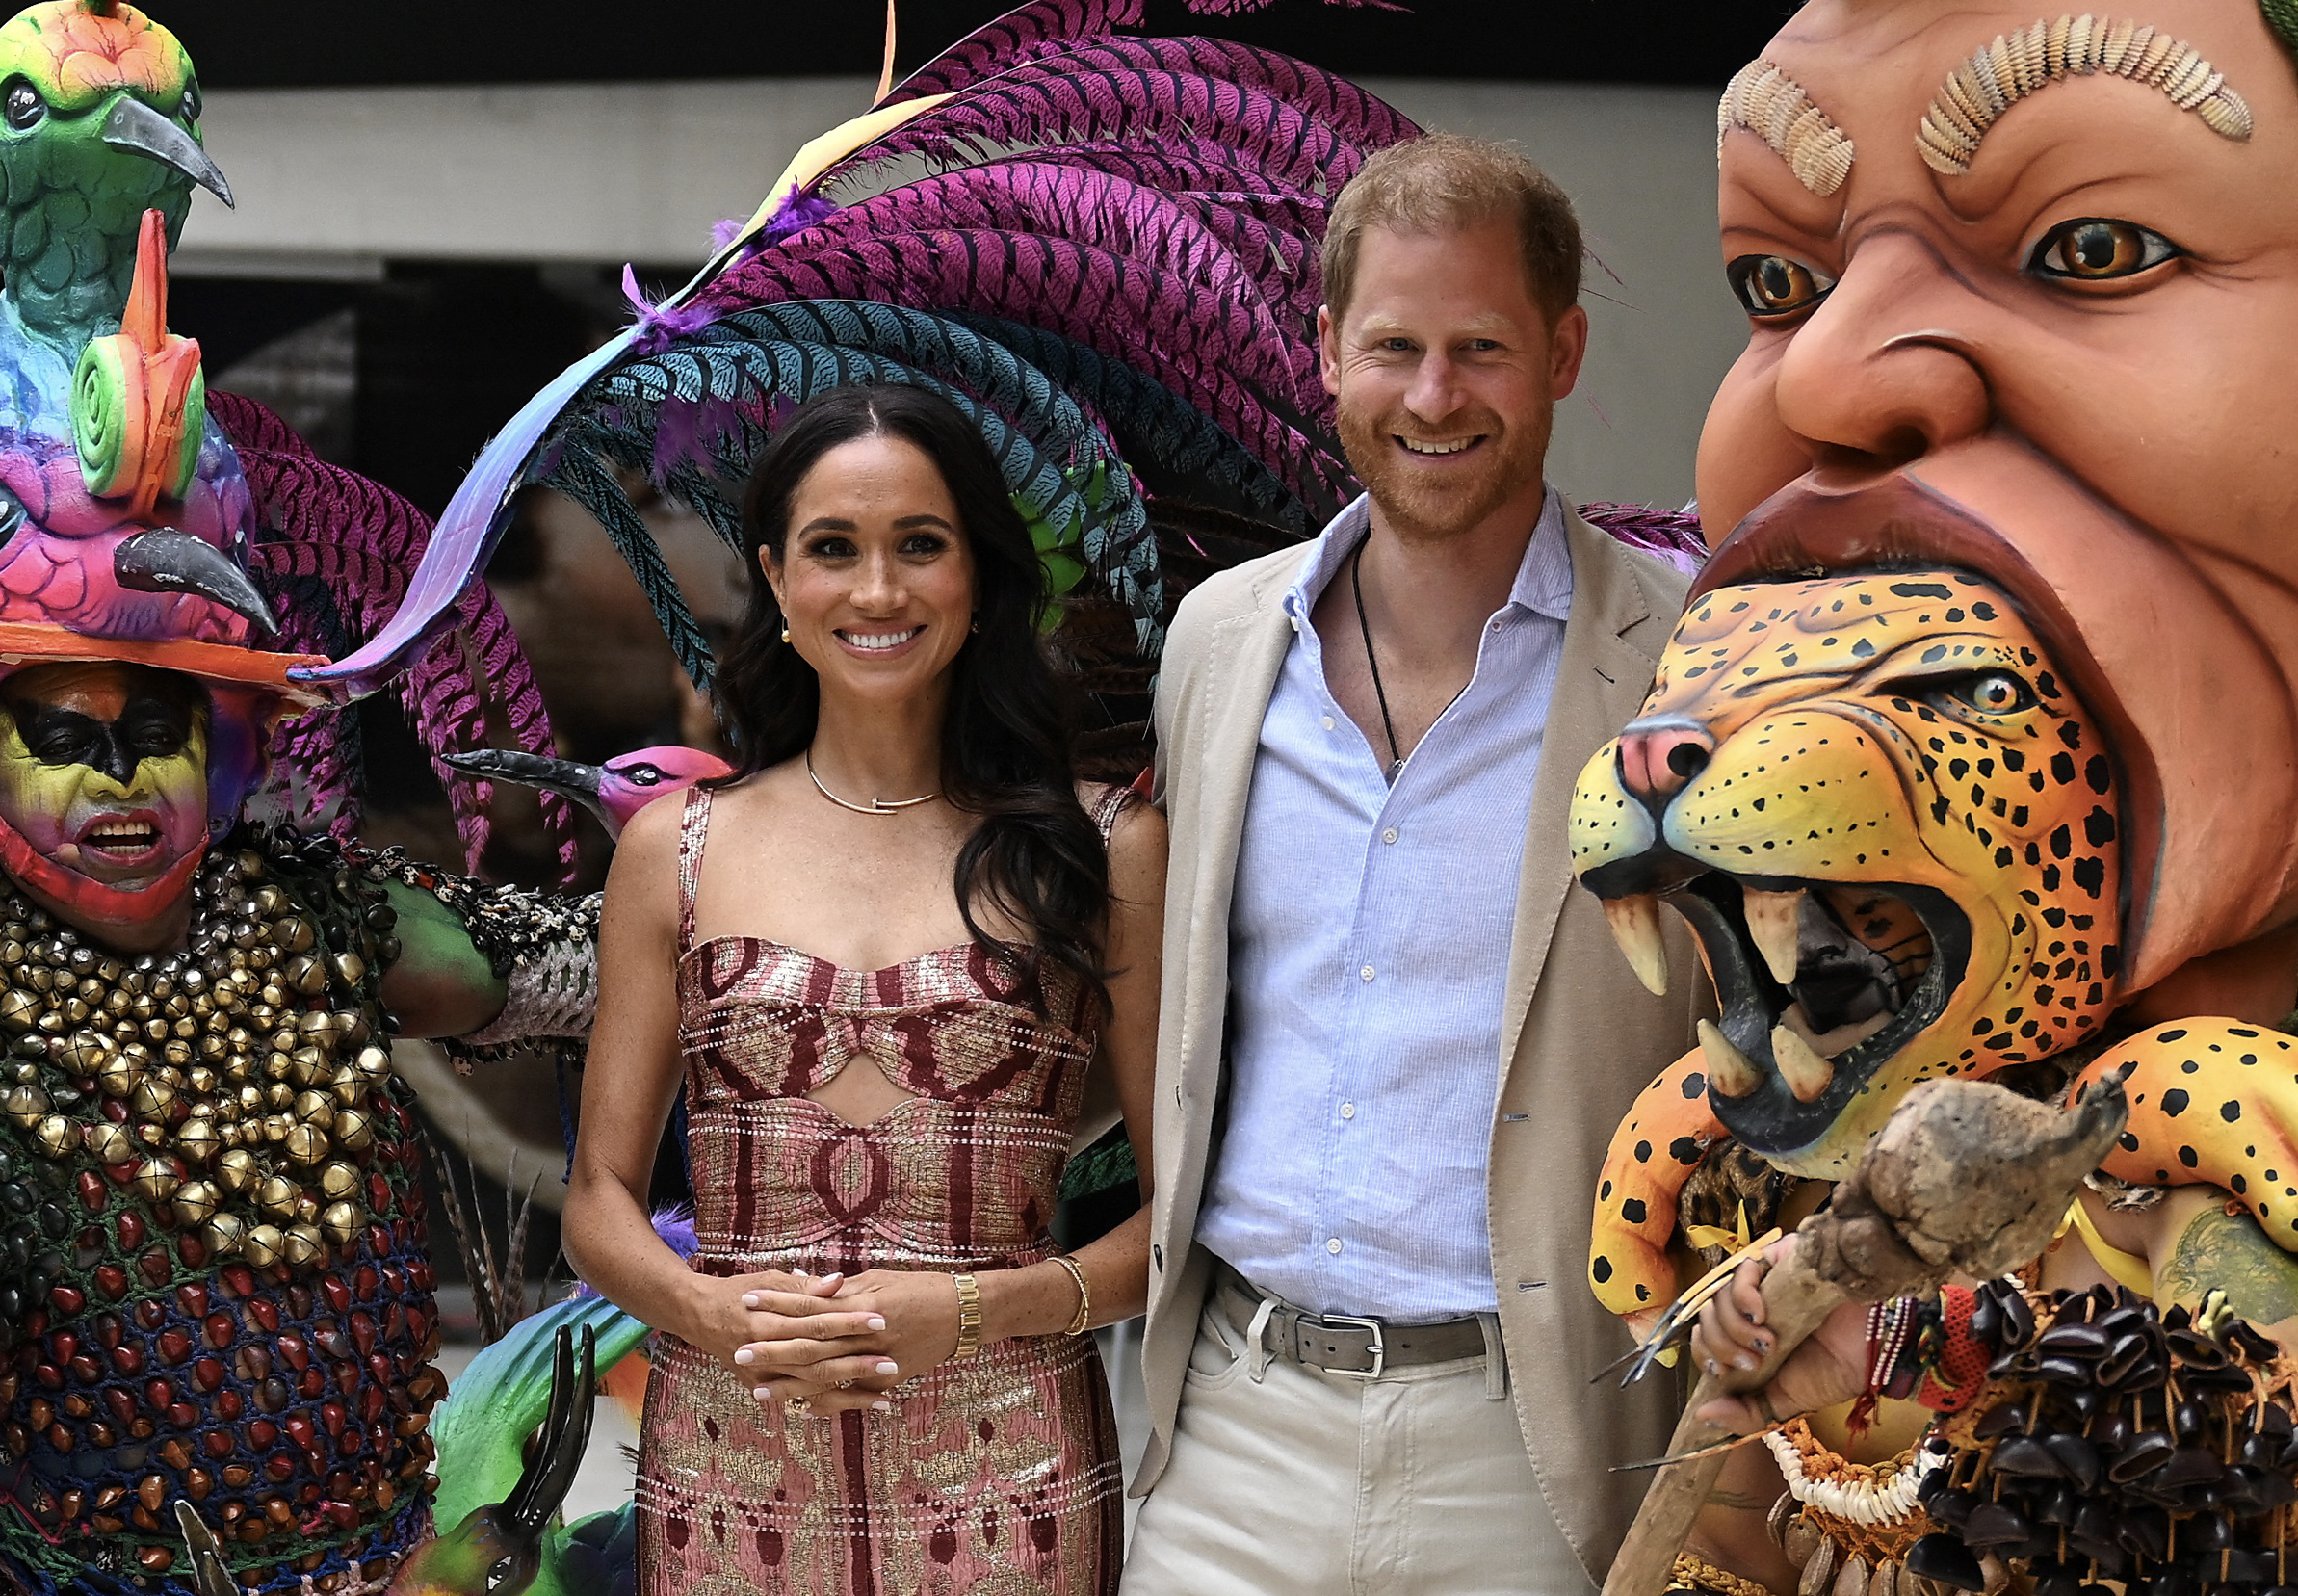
[0, 845, 397, 1273]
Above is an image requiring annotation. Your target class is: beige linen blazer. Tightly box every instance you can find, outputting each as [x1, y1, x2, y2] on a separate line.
[1137, 508, 1709, 1582]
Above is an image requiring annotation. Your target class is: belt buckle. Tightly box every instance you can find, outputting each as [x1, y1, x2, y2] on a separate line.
[1311, 1312, 1386, 1379]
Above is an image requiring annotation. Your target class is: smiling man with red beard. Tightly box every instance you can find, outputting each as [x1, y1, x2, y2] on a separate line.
[1123, 134, 1710, 1596]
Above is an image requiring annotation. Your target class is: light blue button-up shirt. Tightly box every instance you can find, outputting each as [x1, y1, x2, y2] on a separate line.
[1196, 489, 1574, 1321]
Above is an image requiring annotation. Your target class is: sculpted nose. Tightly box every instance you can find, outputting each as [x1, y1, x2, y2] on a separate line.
[1769, 238, 1992, 473]
[1616, 722, 1713, 804]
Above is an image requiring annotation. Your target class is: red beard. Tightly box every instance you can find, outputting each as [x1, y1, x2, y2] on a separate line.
[1336, 397, 1546, 542]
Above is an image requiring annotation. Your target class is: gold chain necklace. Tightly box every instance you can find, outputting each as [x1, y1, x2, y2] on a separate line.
[805, 747, 939, 816]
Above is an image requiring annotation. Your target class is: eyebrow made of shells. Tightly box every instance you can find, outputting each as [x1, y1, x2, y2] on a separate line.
[1722, 16, 2252, 198]
[1718, 60, 1856, 197]
[1919, 15, 2252, 175]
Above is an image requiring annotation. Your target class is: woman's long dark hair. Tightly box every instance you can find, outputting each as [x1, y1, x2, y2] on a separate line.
[715, 383, 1110, 1011]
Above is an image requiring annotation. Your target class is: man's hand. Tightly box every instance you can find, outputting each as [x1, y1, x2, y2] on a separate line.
[1690, 1235, 1871, 1433]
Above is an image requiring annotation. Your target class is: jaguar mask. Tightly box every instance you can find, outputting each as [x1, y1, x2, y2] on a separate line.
[1572, 570, 2121, 1179]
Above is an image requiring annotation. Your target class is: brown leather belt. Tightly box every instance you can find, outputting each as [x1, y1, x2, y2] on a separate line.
[1214, 1263, 1489, 1379]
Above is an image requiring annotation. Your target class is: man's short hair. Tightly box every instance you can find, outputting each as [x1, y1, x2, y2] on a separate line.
[1321, 133, 1583, 326]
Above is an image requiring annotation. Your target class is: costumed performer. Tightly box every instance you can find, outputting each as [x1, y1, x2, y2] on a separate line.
[0, 6, 675, 1596]
[1565, 0, 2298, 1592]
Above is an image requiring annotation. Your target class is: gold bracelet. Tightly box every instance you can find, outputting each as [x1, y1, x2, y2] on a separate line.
[952, 1271, 983, 1360]
[1050, 1254, 1091, 1336]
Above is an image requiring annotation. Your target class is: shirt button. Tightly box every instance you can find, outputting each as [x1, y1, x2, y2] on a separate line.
[1341, 1102, 1356, 1120]
[1321, 716, 1335, 731]
[1326, 1238, 1344, 1255]
[1359, 964, 1375, 982]
[1381, 827, 1398, 845]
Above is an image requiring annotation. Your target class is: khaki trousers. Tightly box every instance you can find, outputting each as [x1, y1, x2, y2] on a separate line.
[1121, 1292, 1594, 1596]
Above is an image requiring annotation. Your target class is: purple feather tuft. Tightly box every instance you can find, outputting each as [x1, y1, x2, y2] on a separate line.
[623, 265, 721, 357]
[573, 1206, 697, 1298]
[211, 390, 577, 879]
[1577, 502, 1710, 579]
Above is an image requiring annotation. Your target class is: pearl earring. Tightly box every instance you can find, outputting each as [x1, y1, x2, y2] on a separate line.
[780, 624, 791, 643]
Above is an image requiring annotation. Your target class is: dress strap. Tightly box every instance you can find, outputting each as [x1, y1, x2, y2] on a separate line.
[1085, 780, 1136, 843]
[675, 784, 716, 953]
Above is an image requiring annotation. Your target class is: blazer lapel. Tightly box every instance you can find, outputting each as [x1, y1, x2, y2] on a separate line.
[1167, 556, 1303, 1206]
[1494, 512, 1669, 1092]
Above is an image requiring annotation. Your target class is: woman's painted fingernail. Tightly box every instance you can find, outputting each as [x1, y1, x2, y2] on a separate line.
[752, 1386, 774, 1405]
[1704, 1358, 1720, 1378]
[1752, 1336, 1771, 1355]
[867, 1317, 887, 1331]
[734, 1348, 755, 1367]
[794, 1269, 809, 1277]
[872, 1400, 893, 1412]
[875, 1360, 901, 1375]
[741, 1295, 760, 1308]
[1734, 1353, 1757, 1372]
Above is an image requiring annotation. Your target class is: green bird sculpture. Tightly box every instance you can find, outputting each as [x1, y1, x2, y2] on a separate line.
[0, 0, 229, 430]
[388, 1295, 653, 1596]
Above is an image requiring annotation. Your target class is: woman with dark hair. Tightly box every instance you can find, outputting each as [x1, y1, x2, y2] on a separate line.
[563, 382, 1163, 1594]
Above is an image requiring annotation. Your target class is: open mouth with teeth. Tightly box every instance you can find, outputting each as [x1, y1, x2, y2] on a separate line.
[76, 814, 165, 862]
[1397, 435, 1482, 457]
[836, 627, 921, 653]
[1594, 864, 1972, 1159]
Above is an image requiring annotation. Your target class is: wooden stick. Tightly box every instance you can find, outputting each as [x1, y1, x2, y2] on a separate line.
[1600, 1070, 2133, 1596]
[1603, 1246, 1849, 1596]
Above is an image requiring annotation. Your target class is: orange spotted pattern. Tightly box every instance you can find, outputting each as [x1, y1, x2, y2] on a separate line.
[1589, 1048, 1727, 1318]
[1579, 571, 2128, 1318]
[2074, 1022, 2298, 1250]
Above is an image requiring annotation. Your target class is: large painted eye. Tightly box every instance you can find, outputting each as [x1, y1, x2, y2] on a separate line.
[1726, 254, 1837, 317]
[1929, 670, 2036, 718]
[2, 80, 44, 132]
[2029, 218, 2180, 282]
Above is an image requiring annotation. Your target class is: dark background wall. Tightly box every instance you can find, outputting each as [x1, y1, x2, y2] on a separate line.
[150, 2, 1791, 90]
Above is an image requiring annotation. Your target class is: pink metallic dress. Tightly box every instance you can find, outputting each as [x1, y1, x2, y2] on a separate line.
[635, 783, 1128, 1596]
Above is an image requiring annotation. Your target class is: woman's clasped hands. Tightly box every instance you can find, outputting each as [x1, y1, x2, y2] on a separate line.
[704, 1268, 967, 1416]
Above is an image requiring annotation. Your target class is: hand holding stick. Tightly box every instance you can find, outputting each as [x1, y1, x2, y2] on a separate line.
[1601, 1069, 2133, 1596]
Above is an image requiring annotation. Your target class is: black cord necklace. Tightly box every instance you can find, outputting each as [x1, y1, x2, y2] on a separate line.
[1350, 538, 1406, 782]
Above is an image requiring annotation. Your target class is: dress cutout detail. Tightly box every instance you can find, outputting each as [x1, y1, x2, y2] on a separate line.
[636, 783, 1131, 1596]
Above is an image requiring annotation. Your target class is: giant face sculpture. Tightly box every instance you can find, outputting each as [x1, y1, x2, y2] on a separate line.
[1577, 0, 2298, 1194]
[1696, 0, 2298, 996]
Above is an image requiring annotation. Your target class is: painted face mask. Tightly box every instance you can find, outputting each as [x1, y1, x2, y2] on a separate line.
[0, 659, 208, 929]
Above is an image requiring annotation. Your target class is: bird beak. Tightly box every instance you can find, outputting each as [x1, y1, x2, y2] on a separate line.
[114, 529, 278, 634]
[502, 1325, 597, 1541]
[100, 96, 233, 209]
[441, 748, 611, 824]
